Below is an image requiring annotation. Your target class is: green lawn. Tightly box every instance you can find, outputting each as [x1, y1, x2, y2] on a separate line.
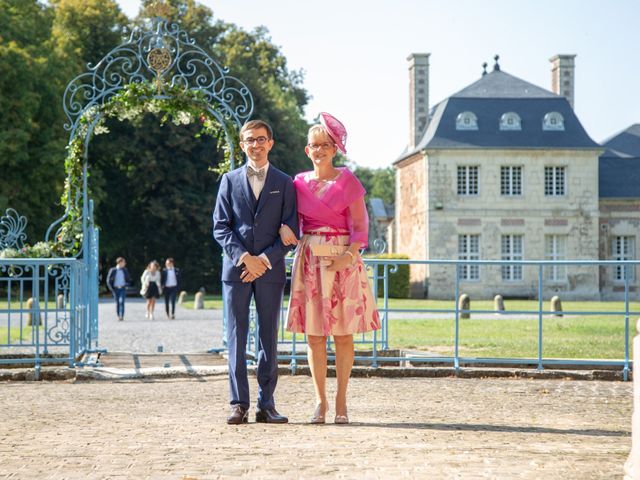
[180, 295, 640, 315]
[386, 317, 632, 359]
[1, 325, 41, 344]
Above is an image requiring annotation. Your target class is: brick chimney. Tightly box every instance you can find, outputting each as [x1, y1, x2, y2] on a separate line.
[549, 54, 576, 109]
[408, 53, 430, 149]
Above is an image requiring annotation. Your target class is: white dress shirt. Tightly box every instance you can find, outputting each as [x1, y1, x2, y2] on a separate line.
[247, 161, 269, 199]
[165, 268, 178, 287]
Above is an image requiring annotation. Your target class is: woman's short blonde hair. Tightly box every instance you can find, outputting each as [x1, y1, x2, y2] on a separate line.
[307, 124, 334, 143]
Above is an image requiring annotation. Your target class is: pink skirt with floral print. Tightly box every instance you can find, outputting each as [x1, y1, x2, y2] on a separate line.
[286, 231, 381, 337]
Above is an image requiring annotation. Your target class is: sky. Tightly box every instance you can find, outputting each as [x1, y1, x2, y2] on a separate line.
[116, 0, 640, 169]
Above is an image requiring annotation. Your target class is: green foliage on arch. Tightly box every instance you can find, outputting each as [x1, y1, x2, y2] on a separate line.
[2, 81, 239, 258]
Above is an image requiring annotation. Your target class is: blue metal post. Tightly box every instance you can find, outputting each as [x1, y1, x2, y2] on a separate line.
[454, 264, 460, 371]
[537, 265, 544, 371]
[623, 263, 630, 381]
[371, 263, 379, 368]
[32, 264, 41, 378]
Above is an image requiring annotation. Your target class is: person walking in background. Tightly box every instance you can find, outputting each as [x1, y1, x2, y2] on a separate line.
[106, 257, 131, 322]
[213, 119, 298, 425]
[280, 113, 381, 425]
[140, 260, 162, 320]
[161, 257, 181, 320]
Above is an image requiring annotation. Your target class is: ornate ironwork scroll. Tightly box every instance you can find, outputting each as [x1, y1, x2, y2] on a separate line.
[0, 209, 28, 250]
[62, 17, 254, 140]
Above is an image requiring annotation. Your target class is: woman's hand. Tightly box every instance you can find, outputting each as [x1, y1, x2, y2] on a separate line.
[279, 224, 298, 246]
[326, 252, 355, 272]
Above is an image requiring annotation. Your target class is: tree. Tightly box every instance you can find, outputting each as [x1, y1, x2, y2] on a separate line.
[0, 0, 65, 240]
[352, 165, 395, 205]
[0, 0, 312, 293]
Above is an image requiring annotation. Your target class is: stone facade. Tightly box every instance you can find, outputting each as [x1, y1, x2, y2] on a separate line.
[598, 199, 640, 299]
[395, 152, 428, 296]
[395, 148, 602, 299]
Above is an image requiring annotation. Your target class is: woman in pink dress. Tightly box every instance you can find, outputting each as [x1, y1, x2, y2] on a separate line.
[279, 113, 381, 424]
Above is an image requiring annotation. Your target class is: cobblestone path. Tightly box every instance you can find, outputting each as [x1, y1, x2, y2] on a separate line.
[0, 375, 631, 479]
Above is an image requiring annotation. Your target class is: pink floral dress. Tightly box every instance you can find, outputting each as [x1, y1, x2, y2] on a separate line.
[286, 168, 381, 336]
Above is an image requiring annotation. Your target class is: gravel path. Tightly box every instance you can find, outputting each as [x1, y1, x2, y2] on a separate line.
[98, 298, 223, 354]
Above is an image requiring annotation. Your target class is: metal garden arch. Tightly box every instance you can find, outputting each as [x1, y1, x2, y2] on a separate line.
[0, 14, 254, 372]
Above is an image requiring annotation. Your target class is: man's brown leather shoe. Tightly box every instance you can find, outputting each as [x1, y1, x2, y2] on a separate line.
[255, 407, 288, 424]
[227, 405, 249, 425]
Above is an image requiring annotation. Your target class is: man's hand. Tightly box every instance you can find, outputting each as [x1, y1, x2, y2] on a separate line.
[279, 224, 298, 246]
[240, 269, 260, 283]
[243, 255, 268, 276]
[240, 255, 270, 282]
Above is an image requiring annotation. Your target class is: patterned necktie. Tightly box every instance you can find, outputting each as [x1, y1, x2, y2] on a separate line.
[247, 166, 266, 181]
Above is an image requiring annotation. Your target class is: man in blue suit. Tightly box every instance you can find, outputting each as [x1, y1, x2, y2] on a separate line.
[213, 119, 298, 425]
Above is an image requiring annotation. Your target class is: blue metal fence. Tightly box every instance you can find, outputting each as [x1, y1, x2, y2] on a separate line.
[0, 203, 101, 376]
[0, 259, 85, 373]
[227, 258, 639, 381]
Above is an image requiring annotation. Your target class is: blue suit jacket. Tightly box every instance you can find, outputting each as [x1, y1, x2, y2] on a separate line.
[213, 163, 298, 284]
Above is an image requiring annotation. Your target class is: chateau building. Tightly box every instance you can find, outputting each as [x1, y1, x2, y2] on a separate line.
[393, 54, 639, 299]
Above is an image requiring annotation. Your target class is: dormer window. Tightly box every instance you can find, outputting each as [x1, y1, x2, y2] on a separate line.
[499, 112, 521, 131]
[543, 112, 565, 131]
[456, 111, 478, 130]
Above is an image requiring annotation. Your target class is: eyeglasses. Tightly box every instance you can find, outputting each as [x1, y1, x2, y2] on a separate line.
[241, 136, 270, 146]
[307, 142, 335, 151]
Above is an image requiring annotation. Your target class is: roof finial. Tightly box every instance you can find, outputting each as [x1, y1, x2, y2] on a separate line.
[493, 54, 501, 71]
[482, 62, 488, 76]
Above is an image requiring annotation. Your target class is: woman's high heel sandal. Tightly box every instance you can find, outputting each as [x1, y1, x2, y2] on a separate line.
[310, 404, 327, 424]
[334, 414, 349, 424]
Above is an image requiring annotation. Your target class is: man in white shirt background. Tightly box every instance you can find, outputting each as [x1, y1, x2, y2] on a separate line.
[161, 257, 182, 320]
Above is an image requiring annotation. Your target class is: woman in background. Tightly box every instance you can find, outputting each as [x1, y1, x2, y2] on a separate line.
[140, 260, 162, 320]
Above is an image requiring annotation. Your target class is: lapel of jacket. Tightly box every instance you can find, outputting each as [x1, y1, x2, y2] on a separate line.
[239, 165, 257, 213]
[255, 165, 275, 215]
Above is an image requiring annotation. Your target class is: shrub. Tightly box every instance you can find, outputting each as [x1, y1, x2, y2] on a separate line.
[365, 253, 410, 298]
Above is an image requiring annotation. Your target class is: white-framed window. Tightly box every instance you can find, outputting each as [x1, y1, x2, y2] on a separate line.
[543, 112, 565, 131]
[457, 166, 479, 196]
[456, 111, 478, 130]
[544, 166, 566, 196]
[501, 234, 523, 281]
[613, 236, 636, 282]
[499, 112, 522, 131]
[500, 166, 522, 196]
[545, 235, 567, 282]
[458, 234, 480, 281]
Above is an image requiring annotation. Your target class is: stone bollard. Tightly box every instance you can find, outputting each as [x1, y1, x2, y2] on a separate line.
[194, 291, 204, 310]
[178, 291, 187, 305]
[56, 294, 65, 309]
[494, 294, 505, 313]
[26, 297, 42, 326]
[550, 295, 563, 318]
[624, 319, 639, 479]
[458, 294, 470, 319]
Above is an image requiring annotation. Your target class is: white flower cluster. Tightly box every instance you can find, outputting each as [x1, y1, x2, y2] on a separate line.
[0, 248, 18, 259]
[93, 124, 110, 136]
[171, 111, 194, 126]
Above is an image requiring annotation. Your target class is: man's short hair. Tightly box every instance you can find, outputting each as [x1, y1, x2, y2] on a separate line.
[240, 120, 273, 140]
[116, 257, 125, 264]
[166, 257, 174, 264]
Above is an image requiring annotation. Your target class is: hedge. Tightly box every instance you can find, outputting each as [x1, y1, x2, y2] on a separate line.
[365, 253, 410, 299]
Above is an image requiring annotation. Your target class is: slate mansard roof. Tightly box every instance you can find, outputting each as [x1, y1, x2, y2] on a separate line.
[397, 70, 600, 163]
[599, 124, 640, 198]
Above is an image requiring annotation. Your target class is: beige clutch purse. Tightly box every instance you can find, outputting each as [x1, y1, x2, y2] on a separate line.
[309, 244, 348, 257]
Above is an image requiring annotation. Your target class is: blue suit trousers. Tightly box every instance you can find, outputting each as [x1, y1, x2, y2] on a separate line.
[224, 280, 283, 410]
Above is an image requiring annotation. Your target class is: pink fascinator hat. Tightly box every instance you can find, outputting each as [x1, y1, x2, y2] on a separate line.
[319, 112, 347, 154]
